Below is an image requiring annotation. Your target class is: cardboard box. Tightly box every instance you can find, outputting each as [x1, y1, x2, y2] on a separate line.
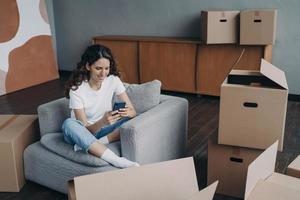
[68, 157, 218, 200]
[201, 10, 240, 44]
[287, 155, 300, 179]
[218, 59, 288, 151]
[0, 115, 39, 192]
[207, 139, 262, 198]
[240, 9, 277, 45]
[245, 141, 300, 200]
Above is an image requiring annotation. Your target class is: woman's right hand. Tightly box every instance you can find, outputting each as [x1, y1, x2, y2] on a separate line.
[102, 111, 121, 125]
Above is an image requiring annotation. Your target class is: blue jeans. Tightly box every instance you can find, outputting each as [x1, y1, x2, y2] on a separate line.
[62, 117, 130, 152]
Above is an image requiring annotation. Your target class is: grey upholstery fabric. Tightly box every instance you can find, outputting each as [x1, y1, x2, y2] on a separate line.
[25, 90, 188, 194]
[40, 133, 121, 167]
[120, 94, 188, 164]
[38, 98, 69, 137]
[115, 80, 161, 114]
[24, 142, 117, 194]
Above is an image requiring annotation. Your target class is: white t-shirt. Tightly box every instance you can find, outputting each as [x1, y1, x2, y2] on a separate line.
[69, 75, 126, 124]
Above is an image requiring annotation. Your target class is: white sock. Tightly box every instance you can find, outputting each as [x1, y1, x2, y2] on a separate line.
[74, 136, 109, 152]
[101, 149, 140, 168]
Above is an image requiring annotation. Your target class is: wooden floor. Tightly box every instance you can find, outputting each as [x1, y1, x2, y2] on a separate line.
[0, 75, 299, 200]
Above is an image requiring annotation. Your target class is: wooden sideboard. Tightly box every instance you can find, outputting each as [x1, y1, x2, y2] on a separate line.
[92, 36, 272, 96]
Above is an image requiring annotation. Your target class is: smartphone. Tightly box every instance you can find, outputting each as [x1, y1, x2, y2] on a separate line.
[113, 102, 126, 111]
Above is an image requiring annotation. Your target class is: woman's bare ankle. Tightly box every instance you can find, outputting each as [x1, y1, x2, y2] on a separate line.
[107, 129, 120, 142]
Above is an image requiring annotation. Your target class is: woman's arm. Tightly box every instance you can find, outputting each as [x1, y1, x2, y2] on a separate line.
[73, 109, 120, 134]
[117, 92, 137, 118]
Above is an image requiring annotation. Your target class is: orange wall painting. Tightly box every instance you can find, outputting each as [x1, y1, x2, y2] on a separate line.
[0, 0, 59, 96]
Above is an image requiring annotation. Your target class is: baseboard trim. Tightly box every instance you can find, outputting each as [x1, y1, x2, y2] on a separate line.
[59, 70, 72, 77]
[288, 94, 300, 102]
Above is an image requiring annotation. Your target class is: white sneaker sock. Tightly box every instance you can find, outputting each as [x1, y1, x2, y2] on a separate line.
[101, 149, 140, 168]
[74, 136, 109, 152]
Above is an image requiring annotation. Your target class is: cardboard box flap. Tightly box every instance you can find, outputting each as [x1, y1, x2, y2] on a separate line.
[0, 115, 37, 141]
[260, 59, 288, 90]
[229, 69, 260, 76]
[73, 157, 199, 200]
[244, 141, 278, 200]
[187, 181, 218, 200]
[247, 179, 300, 200]
[288, 155, 300, 170]
[266, 172, 300, 192]
[0, 115, 16, 133]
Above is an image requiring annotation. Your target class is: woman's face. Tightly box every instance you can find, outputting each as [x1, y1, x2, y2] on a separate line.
[87, 58, 110, 83]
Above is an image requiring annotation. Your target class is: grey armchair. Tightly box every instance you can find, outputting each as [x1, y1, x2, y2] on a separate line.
[24, 94, 188, 194]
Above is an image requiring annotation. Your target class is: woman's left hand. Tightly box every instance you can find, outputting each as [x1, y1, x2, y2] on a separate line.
[118, 107, 136, 118]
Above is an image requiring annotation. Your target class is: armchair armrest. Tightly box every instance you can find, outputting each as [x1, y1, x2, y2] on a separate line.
[120, 95, 188, 164]
[37, 98, 69, 137]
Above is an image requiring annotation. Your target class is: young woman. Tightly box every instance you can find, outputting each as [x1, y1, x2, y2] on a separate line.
[62, 44, 139, 168]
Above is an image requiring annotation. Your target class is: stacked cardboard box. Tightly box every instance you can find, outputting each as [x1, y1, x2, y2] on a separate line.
[218, 59, 288, 151]
[208, 59, 289, 198]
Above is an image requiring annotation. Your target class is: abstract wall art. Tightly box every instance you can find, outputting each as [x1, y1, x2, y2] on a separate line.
[0, 0, 59, 96]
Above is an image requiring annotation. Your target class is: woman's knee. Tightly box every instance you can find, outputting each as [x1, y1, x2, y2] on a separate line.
[62, 118, 82, 137]
[62, 118, 79, 130]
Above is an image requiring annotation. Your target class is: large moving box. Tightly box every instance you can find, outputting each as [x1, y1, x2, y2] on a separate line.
[240, 9, 277, 45]
[245, 141, 300, 200]
[218, 59, 288, 151]
[207, 139, 262, 198]
[68, 157, 218, 200]
[287, 155, 300, 179]
[0, 115, 39, 192]
[201, 10, 240, 44]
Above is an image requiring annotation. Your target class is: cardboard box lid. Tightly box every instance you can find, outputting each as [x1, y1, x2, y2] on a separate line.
[288, 155, 300, 171]
[266, 172, 300, 192]
[245, 141, 300, 200]
[260, 59, 288, 90]
[224, 59, 288, 90]
[0, 115, 37, 142]
[187, 181, 218, 200]
[247, 179, 300, 200]
[72, 157, 207, 200]
[244, 141, 278, 199]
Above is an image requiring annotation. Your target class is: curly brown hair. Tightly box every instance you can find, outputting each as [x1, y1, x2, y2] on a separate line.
[64, 44, 120, 98]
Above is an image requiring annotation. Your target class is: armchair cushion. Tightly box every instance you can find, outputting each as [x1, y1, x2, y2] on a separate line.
[115, 80, 161, 114]
[40, 133, 121, 167]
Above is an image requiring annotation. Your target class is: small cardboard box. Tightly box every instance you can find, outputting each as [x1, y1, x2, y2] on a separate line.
[201, 10, 240, 44]
[68, 157, 218, 200]
[245, 141, 300, 200]
[287, 155, 300, 179]
[0, 115, 39, 192]
[218, 59, 288, 151]
[207, 139, 262, 198]
[240, 9, 277, 45]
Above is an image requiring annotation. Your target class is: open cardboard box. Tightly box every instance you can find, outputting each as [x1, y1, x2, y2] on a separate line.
[245, 141, 300, 200]
[68, 157, 218, 200]
[287, 155, 300, 179]
[0, 115, 39, 192]
[218, 59, 288, 151]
